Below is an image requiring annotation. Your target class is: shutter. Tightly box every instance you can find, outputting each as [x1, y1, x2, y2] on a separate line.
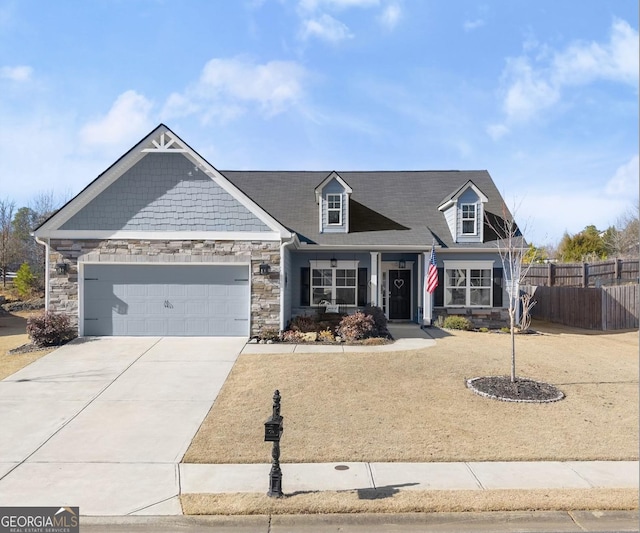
[434, 267, 444, 307]
[493, 267, 503, 307]
[357, 267, 368, 306]
[300, 267, 310, 306]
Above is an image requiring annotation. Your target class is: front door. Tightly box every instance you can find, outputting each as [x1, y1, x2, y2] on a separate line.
[388, 269, 411, 320]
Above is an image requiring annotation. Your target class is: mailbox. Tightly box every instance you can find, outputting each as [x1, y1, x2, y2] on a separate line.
[264, 415, 283, 442]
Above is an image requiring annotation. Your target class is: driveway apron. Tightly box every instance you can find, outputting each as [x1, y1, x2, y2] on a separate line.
[0, 336, 245, 515]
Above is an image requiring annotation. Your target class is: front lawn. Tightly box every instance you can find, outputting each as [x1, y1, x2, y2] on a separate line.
[184, 324, 638, 464]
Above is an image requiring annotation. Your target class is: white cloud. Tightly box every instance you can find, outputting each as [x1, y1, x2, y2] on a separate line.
[502, 57, 560, 122]
[80, 90, 153, 147]
[605, 155, 639, 196]
[486, 123, 509, 140]
[299, 0, 379, 12]
[553, 19, 639, 86]
[1, 65, 33, 82]
[490, 18, 639, 136]
[463, 19, 484, 32]
[378, 3, 401, 31]
[162, 57, 307, 123]
[300, 13, 353, 42]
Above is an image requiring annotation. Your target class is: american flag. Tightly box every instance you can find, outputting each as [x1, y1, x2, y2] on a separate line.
[426, 247, 438, 294]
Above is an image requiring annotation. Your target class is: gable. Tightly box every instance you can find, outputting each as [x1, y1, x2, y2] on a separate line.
[60, 153, 271, 232]
[35, 124, 291, 240]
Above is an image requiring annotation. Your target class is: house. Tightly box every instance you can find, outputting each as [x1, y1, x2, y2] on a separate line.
[33, 124, 515, 337]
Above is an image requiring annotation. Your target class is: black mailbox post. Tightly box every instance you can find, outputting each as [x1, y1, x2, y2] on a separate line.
[264, 390, 283, 497]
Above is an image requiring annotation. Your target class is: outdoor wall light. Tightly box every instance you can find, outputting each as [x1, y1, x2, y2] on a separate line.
[330, 257, 338, 268]
[259, 263, 271, 275]
[399, 259, 406, 269]
[55, 262, 68, 275]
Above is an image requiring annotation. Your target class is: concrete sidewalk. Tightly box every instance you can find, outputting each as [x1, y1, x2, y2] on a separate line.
[181, 460, 639, 494]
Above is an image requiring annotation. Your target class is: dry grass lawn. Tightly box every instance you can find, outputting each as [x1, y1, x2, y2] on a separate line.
[0, 311, 53, 380]
[184, 322, 638, 464]
[182, 488, 638, 515]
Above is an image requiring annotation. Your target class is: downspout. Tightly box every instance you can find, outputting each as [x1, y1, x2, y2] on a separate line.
[34, 236, 50, 310]
[279, 234, 297, 331]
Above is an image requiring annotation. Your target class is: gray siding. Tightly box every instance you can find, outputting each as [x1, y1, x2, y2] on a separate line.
[61, 153, 271, 232]
[443, 205, 456, 240]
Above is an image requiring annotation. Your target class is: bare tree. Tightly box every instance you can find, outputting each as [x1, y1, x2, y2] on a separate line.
[487, 203, 537, 383]
[604, 203, 639, 258]
[0, 199, 16, 287]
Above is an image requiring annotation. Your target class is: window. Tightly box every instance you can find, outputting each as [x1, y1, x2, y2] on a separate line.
[327, 194, 342, 225]
[461, 204, 476, 234]
[310, 261, 358, 305]
[444, 262, 493, 307]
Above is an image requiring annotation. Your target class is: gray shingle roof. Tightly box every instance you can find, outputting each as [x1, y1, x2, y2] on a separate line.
[222, 170, 511, 248]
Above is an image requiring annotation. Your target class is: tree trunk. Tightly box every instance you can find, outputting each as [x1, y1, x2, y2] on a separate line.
[510, 308, 516, 382]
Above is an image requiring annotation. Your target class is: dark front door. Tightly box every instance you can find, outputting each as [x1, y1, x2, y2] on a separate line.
[389, 269, 411, 320]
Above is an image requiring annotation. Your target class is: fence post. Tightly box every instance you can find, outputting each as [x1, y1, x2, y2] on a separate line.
[582, 263, 588, 288]
[547, 263, 553, 287]
[614, 258, 620, 281]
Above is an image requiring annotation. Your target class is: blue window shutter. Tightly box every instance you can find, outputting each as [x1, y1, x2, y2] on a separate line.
[357, 267, 368, 306]
[301, 267, 310, 306]
[493, 267, 503, 307]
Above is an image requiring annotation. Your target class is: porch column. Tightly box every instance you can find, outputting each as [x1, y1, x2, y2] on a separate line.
[422, 251, 433, 326]
[417, 252, 423, 321]
[370, 252, 379, 306]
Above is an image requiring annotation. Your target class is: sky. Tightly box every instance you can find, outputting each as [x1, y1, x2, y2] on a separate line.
[0, 0, 637, 246]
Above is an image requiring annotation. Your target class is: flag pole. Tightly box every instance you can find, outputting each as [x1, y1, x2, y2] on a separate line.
[424, 239, 438, 327]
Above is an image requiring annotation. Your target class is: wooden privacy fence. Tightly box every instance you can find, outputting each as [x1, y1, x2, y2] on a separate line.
[524, 258, 639, 287]
[525, 284, 639, 330]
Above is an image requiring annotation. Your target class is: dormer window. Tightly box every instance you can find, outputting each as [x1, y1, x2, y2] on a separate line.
[315, 172, 352, 234]
[461, 204, 476, 234]
[327, 194, 342, 225]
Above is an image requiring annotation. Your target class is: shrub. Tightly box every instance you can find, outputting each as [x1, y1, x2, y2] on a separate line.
[14, 262, 36, 299]
[259, 327, 280, 342]
[362, 305, 388, 337]
[289, 314, 318, 333]
[26, 311, 77, 347]
[442, 315, 472, 331]
[337, 312, 375, 342]
[281, 330, 304, 343]
[318, 328, 335, 342]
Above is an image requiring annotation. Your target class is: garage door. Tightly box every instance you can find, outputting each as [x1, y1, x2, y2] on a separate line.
[82, 264, 250, 336]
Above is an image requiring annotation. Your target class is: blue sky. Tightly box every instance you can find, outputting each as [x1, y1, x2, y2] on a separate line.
[0, 0, 637, 245]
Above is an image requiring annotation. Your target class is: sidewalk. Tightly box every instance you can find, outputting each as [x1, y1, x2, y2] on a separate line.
[180, 460, 639, 494]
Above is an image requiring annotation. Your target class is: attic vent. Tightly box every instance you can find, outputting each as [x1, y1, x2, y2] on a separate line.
[141, 133, 187, 153]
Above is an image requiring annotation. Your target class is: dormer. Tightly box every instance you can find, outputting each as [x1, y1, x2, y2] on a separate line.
[438, 180, 488, 243]
[314, 172, 353, 233]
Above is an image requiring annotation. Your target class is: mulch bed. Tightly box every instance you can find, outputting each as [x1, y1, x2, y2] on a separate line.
[7, 343, 50, 355]
[466, 376, 565, 403]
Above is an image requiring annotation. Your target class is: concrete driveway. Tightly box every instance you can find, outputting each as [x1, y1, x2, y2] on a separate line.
[0, 336, 246, 515]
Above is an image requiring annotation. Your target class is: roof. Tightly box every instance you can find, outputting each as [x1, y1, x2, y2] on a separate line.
[222, 170, 512, 248]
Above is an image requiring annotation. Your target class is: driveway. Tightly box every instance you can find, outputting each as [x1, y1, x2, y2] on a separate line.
[0, 336, 246, 515]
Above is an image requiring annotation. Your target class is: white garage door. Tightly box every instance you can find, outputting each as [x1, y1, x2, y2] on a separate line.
[82, 264, 250, 336]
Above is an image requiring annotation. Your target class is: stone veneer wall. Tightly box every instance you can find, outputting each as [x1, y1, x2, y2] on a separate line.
[48, 239, 280, 336]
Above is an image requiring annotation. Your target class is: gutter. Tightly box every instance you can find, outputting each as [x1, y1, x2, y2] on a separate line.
[279, 234, 298, 331]
[34, 236, 50, 309]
